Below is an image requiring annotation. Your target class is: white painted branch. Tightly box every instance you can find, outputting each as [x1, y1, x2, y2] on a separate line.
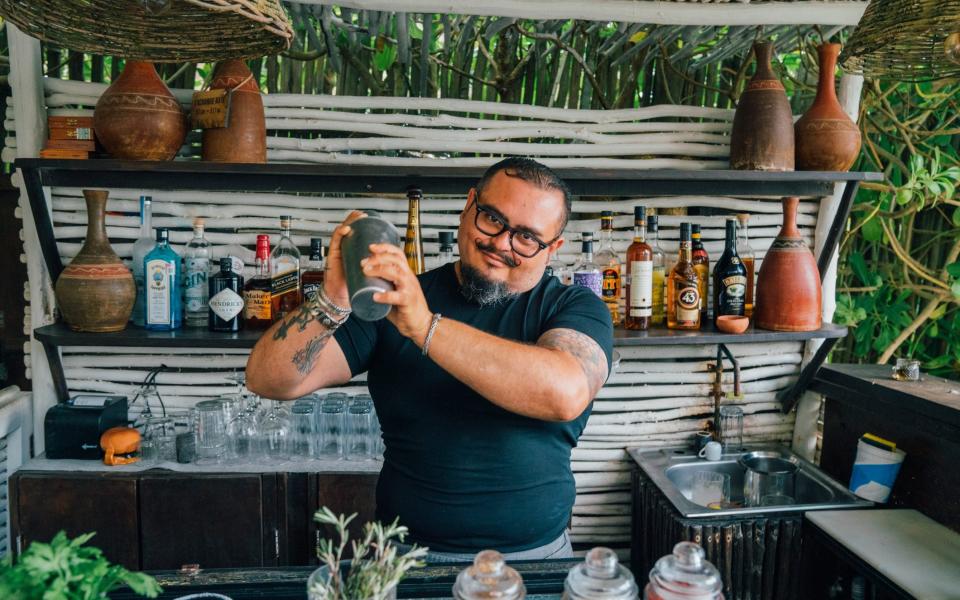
[573, 492, 631, 506]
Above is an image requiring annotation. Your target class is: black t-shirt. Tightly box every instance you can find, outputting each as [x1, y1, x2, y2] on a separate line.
[333, 262, 613, 553]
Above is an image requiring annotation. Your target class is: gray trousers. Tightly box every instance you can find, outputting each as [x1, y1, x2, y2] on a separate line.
[393, 530, 573, 564]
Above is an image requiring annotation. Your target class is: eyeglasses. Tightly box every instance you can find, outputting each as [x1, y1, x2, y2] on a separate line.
[471, 198, 559, 258]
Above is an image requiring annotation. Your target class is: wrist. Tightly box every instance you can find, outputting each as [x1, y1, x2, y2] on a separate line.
[321, 282, 351, 313]
[412, 311, 436, 347]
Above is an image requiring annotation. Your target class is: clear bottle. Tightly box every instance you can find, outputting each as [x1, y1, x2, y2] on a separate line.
[243, 235, 272, 329]
[737, 214, 757, 318]
[648, 215, 667, 326]
[564, 547, 639, 600]
[691, 224, 710, 322]
[131, 195, 153, 327]
[208, 257, 244, 332]
[144, 227, 182, 331]
[436, 230, 456, 267]
[572, 233, 602, 298]
[644, 542, 723, 600]
[625, 206, 653, 331]
[301, 237, 325, 300]
[549, 250, 573, 285]
[667, 223, 701, 330]
[453, 550, 525, 600]
[270, 215, 301, 321]
[594, 211, 622, 325]
[404, 186, 426, 274]
[713, 219, 748, 323]
[183, 218, 212, 327]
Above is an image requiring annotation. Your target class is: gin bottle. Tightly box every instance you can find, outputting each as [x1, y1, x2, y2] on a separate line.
[144, 228, 182, 331]
[572, 234, 602, 298]
[131, 195, 153, 327]
[208, 257, 244, 332]
[183, 218, 211, 327]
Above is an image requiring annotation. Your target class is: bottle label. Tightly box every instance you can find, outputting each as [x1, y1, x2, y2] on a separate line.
[185, 258, 210, 312]
[601, 266, 621, 303]
[271, 269, 299, 301]
[628, 260, 653, 317]
[146, 259, 172, 325]
[677, 284, 700, 325]
[243, 289, 272, 321]
[209, 288, 244, 322]
[302, 281, 323, 299]
[719, 274, 747, 316]
[573, 271, 602, 297]
[652, 267, 665, 323]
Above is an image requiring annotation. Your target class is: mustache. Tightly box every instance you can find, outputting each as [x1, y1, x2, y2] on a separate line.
[475, 240, 520, 268]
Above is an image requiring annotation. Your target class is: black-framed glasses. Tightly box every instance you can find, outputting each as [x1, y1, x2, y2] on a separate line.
[471, 198, 559, 258]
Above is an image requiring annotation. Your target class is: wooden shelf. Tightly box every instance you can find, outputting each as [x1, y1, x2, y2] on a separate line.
[613, 321, 847, 346]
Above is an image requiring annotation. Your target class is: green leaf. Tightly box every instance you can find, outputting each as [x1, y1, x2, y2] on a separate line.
[947, 262, 960, 279]
[862, 217, 884, 242]
[952, 280, 960, 298]
[953, 208, 960, 228]
[930, 303, 948, 320]
[895, 188, 913, 205]
[373, 42, 397, 72]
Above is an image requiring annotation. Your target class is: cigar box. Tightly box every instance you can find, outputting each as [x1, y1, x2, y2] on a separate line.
[44, 138, 97, 151]
[47, 116, 94, 129]
[48, 126, 94, 141]
[40, 147, 91, 159]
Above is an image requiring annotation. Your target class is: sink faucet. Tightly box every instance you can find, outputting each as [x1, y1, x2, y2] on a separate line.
[709, 343, 741, 441]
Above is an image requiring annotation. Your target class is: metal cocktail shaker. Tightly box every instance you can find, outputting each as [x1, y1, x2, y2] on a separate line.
[340, 211, 401, 321]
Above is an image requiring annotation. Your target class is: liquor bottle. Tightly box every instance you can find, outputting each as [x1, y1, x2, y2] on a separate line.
[737, 213, 757, 318]
[144, 227, 182, 331]
[404, 187, 425, 274]
[301, 237, 325, 299]
[548, 250, 572, 285]
[436, 231, 455, 267]
[594, 211, 622, 325]
[667, 223, 701, 330]
[208, 257, 245, 332]
[131, 195, 153, 327]
[625, 206, 653, 330]
[271, 215, 301, 321]
[572, 234, 602, 298]
[244, 235, 273, 329]
[713, 219, 748, 323]
[183, 218, 211, 327]
[691, 224, 710, 321]
[648, 215, 667, 326]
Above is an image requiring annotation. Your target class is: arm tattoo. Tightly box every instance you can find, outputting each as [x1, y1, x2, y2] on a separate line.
[272, 301, 319, 341]
[537, 328, 609, 397]
[292, 332, 333, 375]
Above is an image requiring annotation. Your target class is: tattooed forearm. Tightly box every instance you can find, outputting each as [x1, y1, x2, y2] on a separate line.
[537, 328, 609, 397]
[272, 301, 319, 341]
[292, 332, 333, 375]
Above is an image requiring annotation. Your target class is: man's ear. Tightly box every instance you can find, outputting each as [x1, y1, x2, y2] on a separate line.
[462, 188, 476, 225]
[549, 237, 565, 256]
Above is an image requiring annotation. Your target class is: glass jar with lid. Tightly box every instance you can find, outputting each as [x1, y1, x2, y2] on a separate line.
[564, 546, 638, 600]
[452, 550, 525, 600]
[644, 542, 723, 600]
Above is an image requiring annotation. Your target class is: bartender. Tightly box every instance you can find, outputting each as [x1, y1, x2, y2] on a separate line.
[245, 157, 613, 560]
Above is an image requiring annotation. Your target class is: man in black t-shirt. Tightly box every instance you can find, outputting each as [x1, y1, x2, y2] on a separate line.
[246, 158, 613, 559]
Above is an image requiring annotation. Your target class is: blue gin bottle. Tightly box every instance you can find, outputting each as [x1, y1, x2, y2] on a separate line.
[144, 227, 182, 330]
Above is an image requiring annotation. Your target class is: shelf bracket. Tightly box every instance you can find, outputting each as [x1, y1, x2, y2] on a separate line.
[818, 180, 861, 279]
[20, 165, 64, 282]
[39, 339, 70, 403]
[777, 337, 840, 413]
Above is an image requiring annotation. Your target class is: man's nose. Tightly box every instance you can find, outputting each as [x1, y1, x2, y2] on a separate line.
[490, 229, 514, 253]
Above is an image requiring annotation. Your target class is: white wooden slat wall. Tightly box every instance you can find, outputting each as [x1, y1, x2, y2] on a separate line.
[7, 78, 827, 552]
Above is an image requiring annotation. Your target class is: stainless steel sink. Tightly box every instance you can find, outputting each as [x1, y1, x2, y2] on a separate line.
[629, 445, 872, 517]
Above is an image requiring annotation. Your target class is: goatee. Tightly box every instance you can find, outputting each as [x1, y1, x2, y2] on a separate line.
[459, 263, 519, 307]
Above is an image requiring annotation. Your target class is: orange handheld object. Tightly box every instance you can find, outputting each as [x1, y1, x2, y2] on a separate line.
[100, 426, 141, 466]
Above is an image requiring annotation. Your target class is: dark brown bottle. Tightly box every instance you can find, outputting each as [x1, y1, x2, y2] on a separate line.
[624, 206, 653, 330]
[404, 187, 425, 274]
[301, 237, 325, 300]
[713, 219, 748, 323]
[667, 223, 701, 330]
[691, 224, 710, 322]
[243, 235, 272, 329]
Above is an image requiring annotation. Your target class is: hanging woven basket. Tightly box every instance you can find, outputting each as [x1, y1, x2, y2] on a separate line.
[0, 0, 293, 63]
[841, 0, 960, 81]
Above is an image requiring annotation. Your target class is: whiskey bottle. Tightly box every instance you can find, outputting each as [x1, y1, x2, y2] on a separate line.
[737, 213, 757, 318]
[208, 257, 244, 332]
[594, 211, 622, 325]
[183, 218, 212, 328]
[271, 215, 301, 321]
[713, 219, 748, 323]
[648, 215, 667, 326]
[404, 186, 425, 274]
[667, 223, 701, 330]
[243, 235, 273, 329]
[436, 231, 456, 267]
[572, 234, 602, 298]
[144, 228, 182, 331]
[625, 206, 653, 330]
[691, 224, 710, 322]
[301, 237, 325, 299]
[131, 195, 153, 327]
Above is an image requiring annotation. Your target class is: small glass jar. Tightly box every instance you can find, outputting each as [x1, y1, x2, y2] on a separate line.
[892, 358, 920, 382]
[453, 550, 525, 600]
[563, 547, 639, 600]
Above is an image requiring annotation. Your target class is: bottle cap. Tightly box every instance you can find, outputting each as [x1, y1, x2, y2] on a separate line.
[691, 223, 702, 236]
[140, 194, 152, 205]
[219, 257, 232, 270]
[193, 217, 205, 230]
[680, 222, 691, 241]
[438, 231, 455, 249]
[310, 237, 324, 257]
[155, 227, 168, 242]
[581, 232, 594, 241]
[280, 215, 292, 228]
[634, 206, 646, 221]
[406, 186, 423, 199]
[256, 234, 271, 257]
[737, 213, 750, 225]
[581, 239, 594, 253]
[647, 215, 658, 232]
[601, 210, 613, 217]
[452, 550, 525, 600]
[564, 547, 638, 600]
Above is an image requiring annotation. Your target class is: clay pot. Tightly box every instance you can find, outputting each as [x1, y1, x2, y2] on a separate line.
[94, 61, 186, 160]
[795, 43, 861, 172]
[55, 190, 135, 332]
[754, 197, 822, 332]
[730, 42, 795, 172]
[201, 59, 267, 163]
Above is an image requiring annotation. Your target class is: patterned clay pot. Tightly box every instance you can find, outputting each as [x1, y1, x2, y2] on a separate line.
[754, 197, 822, 332]
[55, 190, 135, 332]
[201, 59, 267, 163]
[730, 42, 795, 172]
[94, 61, 186, 160]
[795, 43, 862, 171]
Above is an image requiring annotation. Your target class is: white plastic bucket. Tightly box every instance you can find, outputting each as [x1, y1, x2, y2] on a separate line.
[849, 439, 906, 503]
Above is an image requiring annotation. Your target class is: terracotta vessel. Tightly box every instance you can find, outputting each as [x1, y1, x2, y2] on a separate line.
[795, 43, 861, 171]
[55, 190, 135, 332]
[754, 197, 822, 332]
[730, 42, 795, 171]
[94, 61, 186, 160]
[201, 59, 267, 163]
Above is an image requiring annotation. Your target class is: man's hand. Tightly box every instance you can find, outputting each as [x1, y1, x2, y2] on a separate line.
[323, 210, 368, 308]
[362, 243, 433, 344]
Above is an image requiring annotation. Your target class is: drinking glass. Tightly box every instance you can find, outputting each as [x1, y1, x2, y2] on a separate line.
[718, 405, 744, 453]
[690, 471, 731, 508]
[892, 358, 920, 381]
[318, 394, 346, 459]
[194, 399, 227, 464]
[216, 394, 243, 462]
[347, 395, 374, 461]
[233, 394, 263, 461]
[260, 400, 290, 461]
[167, 409, 196, 464]
[289, 400, 316, 461]
[141, 415, 176, 463]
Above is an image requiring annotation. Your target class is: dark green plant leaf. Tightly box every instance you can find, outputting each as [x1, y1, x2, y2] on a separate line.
[947, 262, 960, 279]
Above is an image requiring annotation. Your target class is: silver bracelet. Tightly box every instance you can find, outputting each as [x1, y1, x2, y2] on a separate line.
[421, 313, 443, 357]
[306, 290, 348, 330]
[318, 285, 351, 317]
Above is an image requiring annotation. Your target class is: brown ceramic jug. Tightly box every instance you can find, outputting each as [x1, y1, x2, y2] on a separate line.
[754, 197, 822, 331]
[94, 61, 186, 161]
[730, 42, 795, 171]
[201, 59, 267, 163]
[55, 190, 135, 332]
[795, 43, 861, 171]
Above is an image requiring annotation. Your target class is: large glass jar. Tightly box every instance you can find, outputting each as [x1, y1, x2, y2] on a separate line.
[452, 550, 525, 600]
[563, 546, 639, 600]
[644, 542, 723, 600]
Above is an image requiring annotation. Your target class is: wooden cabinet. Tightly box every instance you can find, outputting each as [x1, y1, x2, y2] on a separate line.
[9, 469, 378, 570]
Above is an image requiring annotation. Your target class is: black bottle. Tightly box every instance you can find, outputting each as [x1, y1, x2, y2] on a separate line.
[713, 218, 748, 322]
[208, 257, 245, 332]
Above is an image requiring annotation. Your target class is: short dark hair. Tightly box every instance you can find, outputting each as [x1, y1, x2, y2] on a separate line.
[474, 157, 573, 234]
